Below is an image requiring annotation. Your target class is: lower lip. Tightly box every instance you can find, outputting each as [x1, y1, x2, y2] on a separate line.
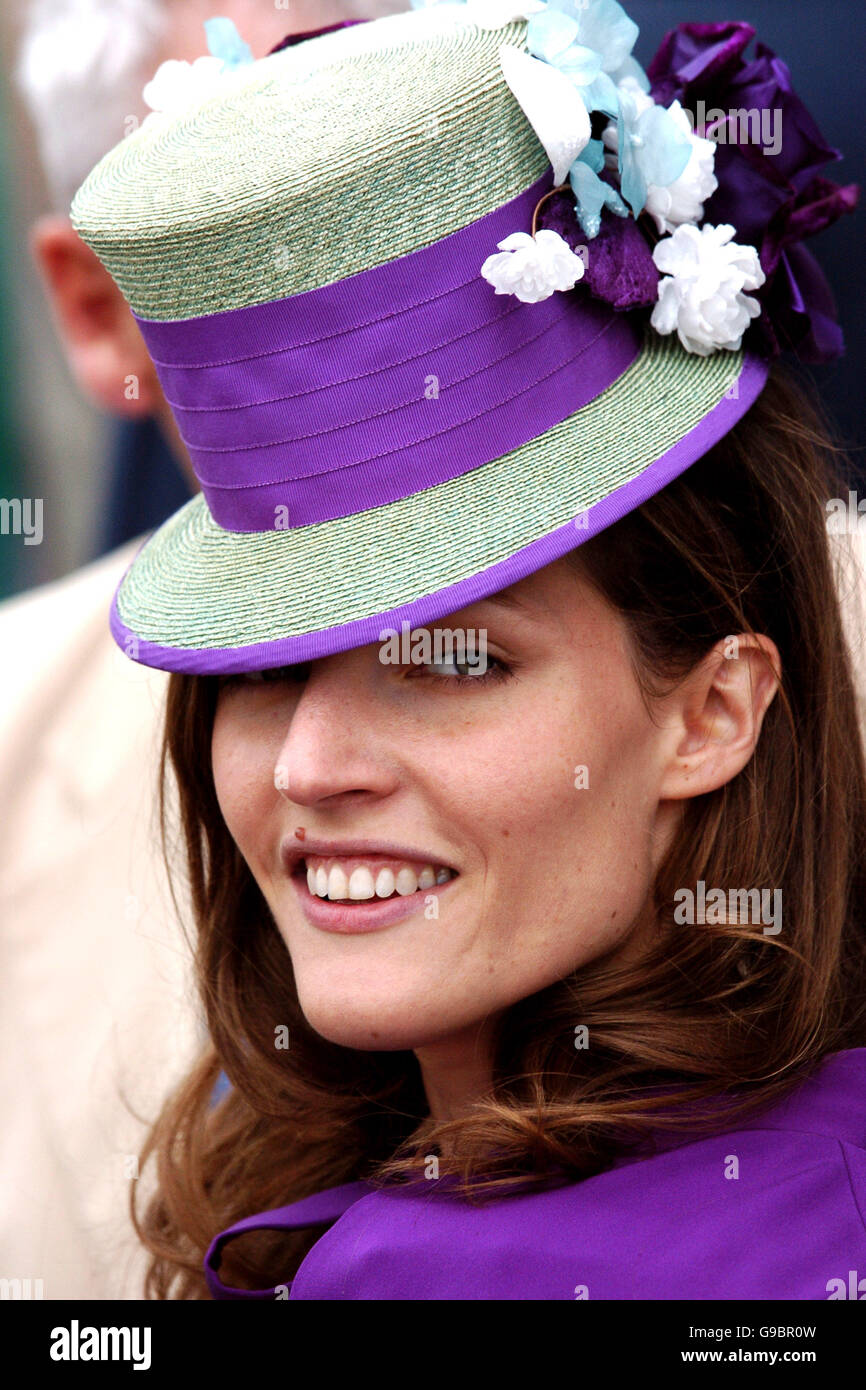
[291, 868, 457, 933]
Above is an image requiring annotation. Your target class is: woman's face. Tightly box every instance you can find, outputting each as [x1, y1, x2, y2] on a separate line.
[211, 556, 681, 1054]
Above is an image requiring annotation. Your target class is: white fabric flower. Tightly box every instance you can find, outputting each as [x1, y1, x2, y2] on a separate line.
[602, 80, 718, 233]
[643, 100, 717, 234]
[481, 229, 587, 303]
[142, 56, 233, 126]
[499, 44, 591, 184]
[651, 223, 766, 355]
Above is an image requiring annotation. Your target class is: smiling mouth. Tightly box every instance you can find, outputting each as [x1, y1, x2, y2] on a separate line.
[294, 855, 457, 903]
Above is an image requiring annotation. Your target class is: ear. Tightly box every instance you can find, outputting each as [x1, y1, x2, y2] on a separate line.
[658, 634, 781, 801]
[29, 215, 161, 417]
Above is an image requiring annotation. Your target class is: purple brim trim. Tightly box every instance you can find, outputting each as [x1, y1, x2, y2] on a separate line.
[110, 353, 770, 675]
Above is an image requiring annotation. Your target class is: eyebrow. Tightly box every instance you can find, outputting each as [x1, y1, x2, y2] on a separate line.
[417, 587, 539, 632]
[437, 587, 541, 631]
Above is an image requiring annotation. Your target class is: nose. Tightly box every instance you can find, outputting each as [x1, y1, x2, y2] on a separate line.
[274, 649, 400, 809]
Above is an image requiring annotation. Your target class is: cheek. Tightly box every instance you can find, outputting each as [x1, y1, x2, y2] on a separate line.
[451, 675, 655, 846]
[455, 671, 661, 950]
[211, 702, 280, 864]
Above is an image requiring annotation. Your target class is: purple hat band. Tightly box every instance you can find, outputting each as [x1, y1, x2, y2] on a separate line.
[133, 171, 644, 533]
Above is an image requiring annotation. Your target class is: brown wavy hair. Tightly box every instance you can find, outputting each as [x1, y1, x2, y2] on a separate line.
[132, 367, 866, 1297]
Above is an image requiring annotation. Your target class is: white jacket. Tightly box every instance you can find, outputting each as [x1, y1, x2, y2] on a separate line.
[0, 538, 201, 1300]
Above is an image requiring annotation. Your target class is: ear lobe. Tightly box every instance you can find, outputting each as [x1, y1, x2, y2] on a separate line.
[30, 216, 159, 416]
[659, 636, 781, 801]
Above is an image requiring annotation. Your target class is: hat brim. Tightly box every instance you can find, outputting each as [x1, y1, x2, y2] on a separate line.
[111, 330, 768, 675]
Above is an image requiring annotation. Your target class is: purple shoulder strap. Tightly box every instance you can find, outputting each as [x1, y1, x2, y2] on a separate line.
[204, 1180, 371, 1300]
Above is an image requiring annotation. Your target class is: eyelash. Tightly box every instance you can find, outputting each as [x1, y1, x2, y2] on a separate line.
[408, 656, 512, 688]
[217, 657, 513, 691]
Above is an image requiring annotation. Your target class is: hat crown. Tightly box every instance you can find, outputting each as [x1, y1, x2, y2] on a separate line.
[70, 9, 546, 320]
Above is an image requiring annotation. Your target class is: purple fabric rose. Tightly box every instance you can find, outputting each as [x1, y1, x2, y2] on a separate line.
[648, 22, 756, 109]
[647, 24, 858, 361]
[760, 243, 843, 363]
[538, 187, 659, 312]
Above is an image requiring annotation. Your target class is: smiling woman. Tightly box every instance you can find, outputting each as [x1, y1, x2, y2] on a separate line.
[130, 367, 866, 1299]
[67, 3, 866, 1300]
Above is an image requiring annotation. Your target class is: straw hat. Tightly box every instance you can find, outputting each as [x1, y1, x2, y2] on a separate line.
[70, 5, 771, 674]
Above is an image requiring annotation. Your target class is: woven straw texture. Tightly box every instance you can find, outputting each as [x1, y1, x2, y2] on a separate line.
[70, 9, 546, 319]
[116, 329, 743, 648]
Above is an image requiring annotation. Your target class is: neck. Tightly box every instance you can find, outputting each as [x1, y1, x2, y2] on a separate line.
[415, 1019, 497, 1126]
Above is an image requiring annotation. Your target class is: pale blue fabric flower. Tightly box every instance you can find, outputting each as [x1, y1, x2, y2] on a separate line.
[204, 16, 254, 70]
[580, 138, 606, 174]
[410, 0, 648, 115]
[526, 0, 648, 115]
[569, 155, 628, 238]
[616, 84, 691, 217]
[564, 0, 636, 75]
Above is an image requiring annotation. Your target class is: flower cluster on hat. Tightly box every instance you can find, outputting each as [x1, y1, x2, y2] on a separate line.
[419, 0, 859, 361]
[474, 0, 755, 351]
[142, 16, 253, 127]
[453, 0, 754, 352]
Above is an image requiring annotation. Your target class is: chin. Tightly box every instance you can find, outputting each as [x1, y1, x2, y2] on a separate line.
[302, 1013, 426, 1053]
[297, 967, 489, 1053]
[296, 982, 434, 1053]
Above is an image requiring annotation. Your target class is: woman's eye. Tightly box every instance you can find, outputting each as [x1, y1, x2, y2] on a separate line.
[408, 654, 511, 686]
[423, 657, 486, 677]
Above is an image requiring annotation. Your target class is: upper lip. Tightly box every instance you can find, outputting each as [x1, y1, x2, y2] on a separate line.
[280, 836, 458, 876]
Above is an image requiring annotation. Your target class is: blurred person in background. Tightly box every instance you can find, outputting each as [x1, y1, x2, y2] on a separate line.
[0, 0, 405, 1301]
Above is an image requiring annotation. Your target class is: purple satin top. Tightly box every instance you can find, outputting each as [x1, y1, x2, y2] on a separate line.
[205, 1048, 866, 1299]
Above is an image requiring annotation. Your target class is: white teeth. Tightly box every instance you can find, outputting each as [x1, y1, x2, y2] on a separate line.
[305, 859, 455, 900]
[375, 868, 395, 898]
[395, 867, 419, 896]
[327, 865, 348, 900]
[348, 867, 376, 900]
